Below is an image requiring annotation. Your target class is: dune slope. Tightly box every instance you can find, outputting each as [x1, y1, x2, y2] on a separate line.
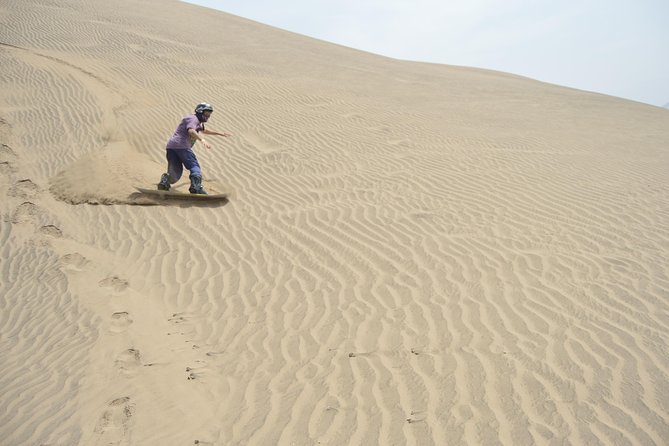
[1, 0, 668, 444]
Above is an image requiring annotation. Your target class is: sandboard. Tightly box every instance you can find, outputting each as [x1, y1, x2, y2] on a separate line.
[134, 187, 228, 201]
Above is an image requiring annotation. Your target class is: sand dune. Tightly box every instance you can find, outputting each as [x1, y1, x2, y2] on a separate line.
[1, 0, 668, 445]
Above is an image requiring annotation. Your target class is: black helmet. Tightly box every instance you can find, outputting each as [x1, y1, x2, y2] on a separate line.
[195, 102, 214, 114]
[195, 102, 214, 122]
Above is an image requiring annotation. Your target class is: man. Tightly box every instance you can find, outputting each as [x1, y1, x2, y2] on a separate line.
[157, 102, 232, 194]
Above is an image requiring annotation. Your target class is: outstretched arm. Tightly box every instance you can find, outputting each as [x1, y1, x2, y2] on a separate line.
[203, 129, 232, 137]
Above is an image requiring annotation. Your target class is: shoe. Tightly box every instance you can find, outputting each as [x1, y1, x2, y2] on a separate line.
[189, 174, 207, 194]
[157, 173, 171, 191]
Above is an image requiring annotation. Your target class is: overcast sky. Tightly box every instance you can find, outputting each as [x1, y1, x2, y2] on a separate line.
[185, 0, 669, 107]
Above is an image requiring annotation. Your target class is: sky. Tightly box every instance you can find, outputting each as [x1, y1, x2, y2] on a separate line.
[185, 0, 669, 107]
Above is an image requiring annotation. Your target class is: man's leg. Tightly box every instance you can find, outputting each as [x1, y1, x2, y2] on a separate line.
[166, 150, 184, 183]
[180, 149, 207, 194]
[158, 150, 184, 190]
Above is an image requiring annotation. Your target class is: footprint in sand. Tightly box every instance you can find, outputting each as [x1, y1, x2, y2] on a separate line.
[7, 179, 40, 199]
[38, 224, 63, 238]
[110, 312, 133, 333]
[94, 397, 134, 444]
[60, 252, 90, 271]
[114, 348, 142, 376]
[29, 224, 63, 248]
[0, 144, 17, 174]
[8, 201, 41, 224]
[99, 276, 129, 292]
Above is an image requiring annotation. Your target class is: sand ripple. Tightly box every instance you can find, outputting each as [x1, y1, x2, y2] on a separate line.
[1, 0, 668, 445]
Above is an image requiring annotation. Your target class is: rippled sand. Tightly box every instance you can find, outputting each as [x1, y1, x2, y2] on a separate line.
[1, 1, 668, 444]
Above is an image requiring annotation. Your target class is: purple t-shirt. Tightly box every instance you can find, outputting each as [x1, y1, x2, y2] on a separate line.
[166, 115, 203, 149]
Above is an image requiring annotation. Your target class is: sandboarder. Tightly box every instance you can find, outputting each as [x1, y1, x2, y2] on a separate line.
[157, 102, 232, 194]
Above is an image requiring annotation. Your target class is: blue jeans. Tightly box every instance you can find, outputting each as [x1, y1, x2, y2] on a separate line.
[165, 148, 202, 183]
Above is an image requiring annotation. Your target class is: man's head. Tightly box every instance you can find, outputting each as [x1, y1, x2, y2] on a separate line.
[195, 102, 214, 122]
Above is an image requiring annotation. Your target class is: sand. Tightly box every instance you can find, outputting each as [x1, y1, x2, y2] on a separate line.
[1, 0, 668, 445]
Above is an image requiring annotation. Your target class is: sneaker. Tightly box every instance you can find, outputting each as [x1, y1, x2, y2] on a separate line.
[158, 173, 171, 191]
[189, 175, 207, 194]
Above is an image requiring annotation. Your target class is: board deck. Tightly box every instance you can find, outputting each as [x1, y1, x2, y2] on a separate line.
[134, 187, 228, 200]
